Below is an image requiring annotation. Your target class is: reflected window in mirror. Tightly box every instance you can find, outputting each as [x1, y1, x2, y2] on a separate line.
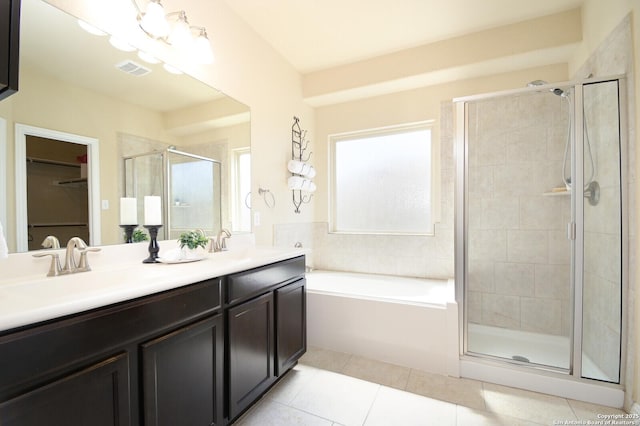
[232, 148, 251, 233]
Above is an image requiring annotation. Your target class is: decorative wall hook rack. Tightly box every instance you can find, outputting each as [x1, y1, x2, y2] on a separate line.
[291, 116, 313, 213]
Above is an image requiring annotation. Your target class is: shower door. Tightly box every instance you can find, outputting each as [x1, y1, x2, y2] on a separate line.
[124, 149, 222, 241]
[166, 149, 222, 240]
[456, 77, 625, 382]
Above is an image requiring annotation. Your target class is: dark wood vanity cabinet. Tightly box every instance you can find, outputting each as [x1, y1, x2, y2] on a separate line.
[0, 0, 20, 101]
[275, 278, 307, 375]
[0, 352, 131, 426]
[227, 292, 275, 420]
[141, 314, 224, 426]
[0, 256, 305, 425]
[0, 277, 223, 426]
[226, 256, 306, 422]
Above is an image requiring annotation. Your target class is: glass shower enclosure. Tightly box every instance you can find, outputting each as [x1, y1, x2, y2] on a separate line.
[124, 148, 222, 241]
[455, 77, 626, 383]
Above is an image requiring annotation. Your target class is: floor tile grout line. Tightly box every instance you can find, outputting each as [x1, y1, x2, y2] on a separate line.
[268, 398, 338, 425]
[404, 368, 414, 391]
[479, 380, 488, 411]
[360, 383, 382, 426]
[565, 398, 581, 421]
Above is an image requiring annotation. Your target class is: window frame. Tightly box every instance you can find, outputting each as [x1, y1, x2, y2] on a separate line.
[231, 147, 251, 233]
[328, 120, 439, 236]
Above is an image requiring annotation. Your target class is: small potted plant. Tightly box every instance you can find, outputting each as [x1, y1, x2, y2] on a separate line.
[132, 228, 149, 243]
[177, 230, 209, 259]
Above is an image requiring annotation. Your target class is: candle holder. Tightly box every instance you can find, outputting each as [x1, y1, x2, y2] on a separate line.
[120, 224, 138, 244]
[143, 225, 163, 263]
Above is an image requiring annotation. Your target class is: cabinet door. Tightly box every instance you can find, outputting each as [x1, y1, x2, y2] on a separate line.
[0, 0, 20, 100]
[275, 278, 306, 375]
[0, 352, 130, 426]
[227, 292, 274, 421]
[141, 315, 223, 426]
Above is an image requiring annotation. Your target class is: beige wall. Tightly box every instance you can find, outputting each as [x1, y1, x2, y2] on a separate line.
[3, 64, 181, 249]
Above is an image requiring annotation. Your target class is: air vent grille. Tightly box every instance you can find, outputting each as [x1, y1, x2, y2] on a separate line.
[115, 60, 151, 77]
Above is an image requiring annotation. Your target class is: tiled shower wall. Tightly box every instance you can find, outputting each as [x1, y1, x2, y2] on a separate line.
[466, 93, 572, 337]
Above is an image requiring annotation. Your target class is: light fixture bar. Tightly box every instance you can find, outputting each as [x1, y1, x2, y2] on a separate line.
[130, 0, 214, 64]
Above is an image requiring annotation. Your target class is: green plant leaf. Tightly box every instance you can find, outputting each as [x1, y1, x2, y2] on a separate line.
[178, 230, 209, 250]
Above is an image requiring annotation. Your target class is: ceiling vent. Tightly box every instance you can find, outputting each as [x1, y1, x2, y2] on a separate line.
[115, 60, 151, 77]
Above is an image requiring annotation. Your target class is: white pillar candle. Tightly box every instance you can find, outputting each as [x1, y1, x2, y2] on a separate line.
[119, 197, 138, 225]
[144, 196, 162, 225]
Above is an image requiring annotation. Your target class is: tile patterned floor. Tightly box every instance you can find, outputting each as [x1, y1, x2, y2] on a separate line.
[235, 347, 629, 426]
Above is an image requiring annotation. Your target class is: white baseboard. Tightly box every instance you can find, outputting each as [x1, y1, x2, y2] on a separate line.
[460, 357, 624, 408]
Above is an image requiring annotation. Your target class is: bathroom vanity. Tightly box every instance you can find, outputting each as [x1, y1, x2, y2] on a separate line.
[0, 248, 306, 425]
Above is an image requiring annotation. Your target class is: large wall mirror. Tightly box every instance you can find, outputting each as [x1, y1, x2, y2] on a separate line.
[2, 0, 251, 253]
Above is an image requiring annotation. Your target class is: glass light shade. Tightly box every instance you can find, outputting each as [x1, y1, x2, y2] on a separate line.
[137, 50, 161, 64]
[168, 14, 192, 48]
[140, 1, 170, 38]
[163, 63, 183, 74]
[109, 36, 136, 52]
[193, 31, 214, 64]
[77, 19, 106, 36]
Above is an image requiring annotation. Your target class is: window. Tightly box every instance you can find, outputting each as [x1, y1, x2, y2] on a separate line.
[231, 148, 251, 232]
[330, 122, 435, 235]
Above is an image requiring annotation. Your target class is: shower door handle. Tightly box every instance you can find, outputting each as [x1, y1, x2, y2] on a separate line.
[567, 222, 576, 240]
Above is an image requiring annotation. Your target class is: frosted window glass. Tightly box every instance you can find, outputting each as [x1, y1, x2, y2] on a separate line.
[333, 128, 432, 233]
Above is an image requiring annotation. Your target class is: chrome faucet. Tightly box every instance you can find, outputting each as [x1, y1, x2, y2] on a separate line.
[63, 237, 87, 273]
[210, 228, 231, 252]
[32, 251, 63, 277]
[33, 237, 101, 277]
[41, 235, 60, 249]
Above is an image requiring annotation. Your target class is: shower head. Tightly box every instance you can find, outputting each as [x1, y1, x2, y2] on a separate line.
[551, 88, 569, 97]
[527, 80, 548, 87]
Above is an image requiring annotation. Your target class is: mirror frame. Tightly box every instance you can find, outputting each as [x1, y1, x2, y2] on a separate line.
[0, 117, 6, 232]
[14, 124, 101, 251]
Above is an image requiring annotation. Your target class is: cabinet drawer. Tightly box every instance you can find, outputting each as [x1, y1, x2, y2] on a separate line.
[226, 256, 305, 305]
[0, 278, 222, 399]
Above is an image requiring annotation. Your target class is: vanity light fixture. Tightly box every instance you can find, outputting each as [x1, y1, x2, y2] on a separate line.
[109, 35, 136, 52]
[77, 19, 107, 36]
[137, 50, 162, 64]
[163, 63, 183, 75]
[138, 0, 170, 38]
[132, 0, 214, 64]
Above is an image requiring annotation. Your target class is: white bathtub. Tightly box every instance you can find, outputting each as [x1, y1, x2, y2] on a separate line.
[305, 270, 459, 375]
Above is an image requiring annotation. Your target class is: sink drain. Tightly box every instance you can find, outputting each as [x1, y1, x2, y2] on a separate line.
[511, 355, 530, 363]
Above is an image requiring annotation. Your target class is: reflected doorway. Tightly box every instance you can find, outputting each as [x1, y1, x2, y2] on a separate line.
[26, 137, 89, 250]
[15, 124, 101, 252]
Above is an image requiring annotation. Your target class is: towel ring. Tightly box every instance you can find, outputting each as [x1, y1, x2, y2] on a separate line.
[258, 187, 275, 208]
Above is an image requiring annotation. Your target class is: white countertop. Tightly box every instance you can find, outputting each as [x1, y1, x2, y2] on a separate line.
[0, 244, 307, 333]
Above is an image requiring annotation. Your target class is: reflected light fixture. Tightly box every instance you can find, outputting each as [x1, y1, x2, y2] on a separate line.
[137, 50, 162, 64]
[163, 63, 183, 75]
[132, 0, 214, 64]
[109, 35, 136, 52]
[77, 19, 107, 36]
